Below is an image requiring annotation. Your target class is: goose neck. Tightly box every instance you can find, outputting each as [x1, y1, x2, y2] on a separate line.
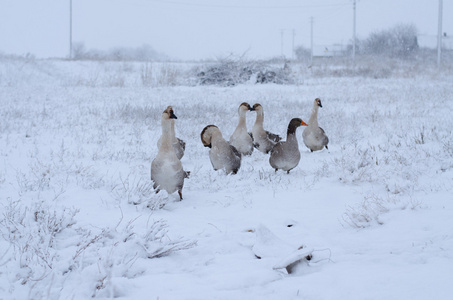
[286, 132, 298, 144]
[254, 112, 264, 127]
[160, 119, 173, 150]
[308, 104, 319, 127]
[237, 112, 247, 127]
[211, 129, 224, 142]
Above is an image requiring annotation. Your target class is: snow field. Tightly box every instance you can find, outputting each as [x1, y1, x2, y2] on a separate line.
[0, 59, 452, 299]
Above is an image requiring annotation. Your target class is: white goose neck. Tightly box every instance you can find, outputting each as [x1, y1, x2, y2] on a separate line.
[170, 119, 177, 142]
[211, 130, 225, 146]
[308, 103, 319, 127]
[254, 110, 264, 127]
[238, 110, 247, 127]
[160, 118, 173, 151]
[211, 129, 223, 140]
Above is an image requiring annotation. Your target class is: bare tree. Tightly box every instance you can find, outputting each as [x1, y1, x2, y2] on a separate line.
[362, 24, 419, 58]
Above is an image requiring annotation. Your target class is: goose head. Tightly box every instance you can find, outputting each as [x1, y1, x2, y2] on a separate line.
[287, 118, 308, 134]
[201, 125, 220, 148]
[315, 98, 323, 108]
[163, 106, 178, 120]
[290, 118, 308, 127]
[238, 102, 252, 115]
[251, 103, 263, 115]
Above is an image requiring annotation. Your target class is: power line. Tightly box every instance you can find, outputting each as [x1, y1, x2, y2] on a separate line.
[147, 0, 351, 10]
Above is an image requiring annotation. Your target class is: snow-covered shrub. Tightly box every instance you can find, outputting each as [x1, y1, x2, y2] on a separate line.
[0, 200, 79, 286]
[111, 173, 167, 209]
[341, 194, 415, 229]
[0, 200, 196, 299]
[312, 65, 392, 79]
[194, 56, 294, 86]
[88, 217, 196, 298]
[140, 62, 153, 86]
[256, 63, 294, 84]
[333, 144, 378, 184]
[140, 62, 182, 87]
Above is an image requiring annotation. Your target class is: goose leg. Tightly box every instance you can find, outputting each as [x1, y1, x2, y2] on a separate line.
[178, 190, 183, 201]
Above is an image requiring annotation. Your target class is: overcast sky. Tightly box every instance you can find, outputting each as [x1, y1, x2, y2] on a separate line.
[0, 0, 452, 60]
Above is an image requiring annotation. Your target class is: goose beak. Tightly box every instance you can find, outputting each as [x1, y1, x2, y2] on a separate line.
[249, 107, 255, 111]
[301, 120, 308, 126]
[169, 111, 178, 119]
[318, 103, 323, 108]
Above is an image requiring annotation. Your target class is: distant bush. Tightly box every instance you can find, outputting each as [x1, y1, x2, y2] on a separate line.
[362, 24, 419, 58]
[295, 23, 420, 62]
[312, 65, 392, 79]
[194, 56, 294, 86]
[72, 43, 167, 61]
[294, 45, 311, 61]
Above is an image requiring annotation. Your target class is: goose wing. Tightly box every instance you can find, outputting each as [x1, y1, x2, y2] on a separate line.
[266, 131, 281, 143]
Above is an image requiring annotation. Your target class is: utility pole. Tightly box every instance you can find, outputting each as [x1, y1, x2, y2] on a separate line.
[352, 0, 356, 61]
[69, 0, 73, 59]
[437, 0, 443, 67]
[310, 17, 314, 64]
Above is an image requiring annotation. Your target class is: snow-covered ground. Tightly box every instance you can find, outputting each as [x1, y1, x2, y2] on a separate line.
[1, 58, 452, 299]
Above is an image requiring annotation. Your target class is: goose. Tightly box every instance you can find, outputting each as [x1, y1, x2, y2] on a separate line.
[201, 125, 241, 175]
[157, 106, 185, 159]
[302, 98, 329, 152]
[229, 102, 254, 156]
[269, 118, 308, 173]
[250, 103, 281, 154]
[151, 107, 187, 200]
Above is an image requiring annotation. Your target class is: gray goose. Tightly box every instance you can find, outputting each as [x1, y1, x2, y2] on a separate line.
[302, 98, 329, 152]
[229, 102, 254, 156]
[151, 107, 188, 200]
[250, 103, 281, 154]
[201, 125, 241, 175]
[157, 106, 185, 159]
[269, 118, 308, 173]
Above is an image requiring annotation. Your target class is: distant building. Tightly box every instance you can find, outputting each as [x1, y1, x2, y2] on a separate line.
[312, 44, 346, 57]
[418, 34, 452, 50]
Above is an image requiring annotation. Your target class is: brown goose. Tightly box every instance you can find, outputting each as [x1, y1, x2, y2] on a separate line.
[151, 107, 187, 200]
[201, 125, 241, 175]
[250, 103, 281, 154]
[269, 118, 308, 173]
[302, 98, 329, 152]
[229, 102, 254, 156]
[157, 106, 185, 159]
